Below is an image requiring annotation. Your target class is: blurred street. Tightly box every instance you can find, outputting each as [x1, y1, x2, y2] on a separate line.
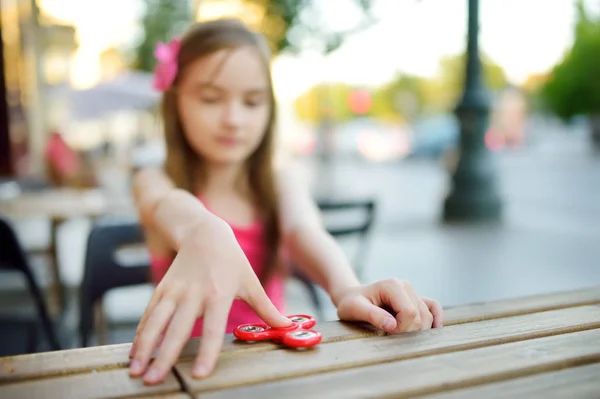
[290, 120, 600, 319]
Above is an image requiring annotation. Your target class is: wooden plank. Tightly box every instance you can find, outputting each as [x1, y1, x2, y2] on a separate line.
[0, 323, 376, 383]
[196, 328, 600, 398]
[421, 362, 600, 399]
[0, 344, 132, 384]
[0, 368, 182, 399]
[175, 305, 600, 394]
[123, 396, 189, 399]
[3, 286, 599, 383]
[444, 285, 600, 325]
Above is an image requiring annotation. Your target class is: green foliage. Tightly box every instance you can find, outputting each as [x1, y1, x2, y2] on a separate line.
[293, 50, 511, 123]
[431, 52, 508, 110]
[132, 0, 376, 72]
[371, 53, 508, 118]
[263, 0, 376, 55]
[294, 83, 355, 123]
[540, 0, 600, 120]
[133, 0, 193, 72]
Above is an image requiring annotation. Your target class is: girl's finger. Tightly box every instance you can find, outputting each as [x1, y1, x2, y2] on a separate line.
[240, 275, 291, 328]
[130, 289, 163, 358]
[142, 299, 200, 385]
[381, 283, 418, 332]
[346, 296, 398, 333]
[129, 298, 177, 377]
[422, 296, 444, 328]
[416, 297, 434, 331]
[193, 298, 232, 379]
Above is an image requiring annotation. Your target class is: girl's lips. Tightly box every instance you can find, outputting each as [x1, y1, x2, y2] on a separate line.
[215, 136, 240, 147]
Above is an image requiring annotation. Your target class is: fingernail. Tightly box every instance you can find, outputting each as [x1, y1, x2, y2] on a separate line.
[144, 368, 161, 382]
[129, 360, 142, 375]
[382, 317, 396, 332]
[193, 363, 208, 378]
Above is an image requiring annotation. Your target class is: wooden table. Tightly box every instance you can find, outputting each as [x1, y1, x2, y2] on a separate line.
[0, 188, 134, 220]
[0, 188, 135, 313]
[1, 286, 600, 398]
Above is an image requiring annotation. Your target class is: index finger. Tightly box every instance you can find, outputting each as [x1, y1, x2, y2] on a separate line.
[192, 299, 232, 379]
[240, 275, 291, 328]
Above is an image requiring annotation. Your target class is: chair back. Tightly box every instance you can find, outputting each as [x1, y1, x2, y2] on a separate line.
[0, 215, 61, 351]
[79, 217, 150, 346]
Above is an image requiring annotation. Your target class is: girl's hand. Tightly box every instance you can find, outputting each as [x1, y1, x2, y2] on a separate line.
[334, 279, 444, 333]
[128, 218, 291, 385]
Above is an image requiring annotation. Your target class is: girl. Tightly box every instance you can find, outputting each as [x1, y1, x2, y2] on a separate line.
[129, 19, 443, 386]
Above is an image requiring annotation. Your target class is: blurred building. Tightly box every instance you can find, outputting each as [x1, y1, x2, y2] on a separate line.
[1, 0, 76, 177]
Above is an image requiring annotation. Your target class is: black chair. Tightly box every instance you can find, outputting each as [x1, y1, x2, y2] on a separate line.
[0, 215, 62, 353]
[292, 198, 377, 320]
[79, 218, 150, 347]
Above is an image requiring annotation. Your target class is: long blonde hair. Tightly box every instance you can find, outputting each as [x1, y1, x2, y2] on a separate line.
[162, 19, 281, 282]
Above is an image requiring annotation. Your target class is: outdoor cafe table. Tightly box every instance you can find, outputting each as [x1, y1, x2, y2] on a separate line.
[1, 286, 599, 398]
[0, 188, 135, 313]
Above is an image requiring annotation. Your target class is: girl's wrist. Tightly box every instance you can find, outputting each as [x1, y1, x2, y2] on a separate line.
[329, 278, 361, 307]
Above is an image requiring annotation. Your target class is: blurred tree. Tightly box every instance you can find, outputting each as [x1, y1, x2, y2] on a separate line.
[366, 53, 508, 122]
[432, 52, 508, 110]
[294, 83, 354, 122]
[375, 74, 427, 120]
[521, 72, 550, 114]
[133, 0, 193, 72]
[522, 72, 549, 94]
[192, 0, 376, 56]
[540, 0, 600, 121]
[262, 0, 376, 55]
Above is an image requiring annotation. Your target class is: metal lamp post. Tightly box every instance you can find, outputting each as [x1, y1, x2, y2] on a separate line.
[443, 0, 502, 222]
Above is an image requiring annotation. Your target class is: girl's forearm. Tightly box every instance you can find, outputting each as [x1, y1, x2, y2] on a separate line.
[133, 169, 229, 251]
[285, 225, 360, 306]
[152, 189, 228, 250]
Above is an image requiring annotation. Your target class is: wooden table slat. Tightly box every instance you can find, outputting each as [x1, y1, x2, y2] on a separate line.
[443, 285, 600, 325]
[420, 362, 600, 399]
[197, 328, 600, 398]
[0, 344, 132, 383]
[0, 368, 181, 399]
[176, 305, 600, 393]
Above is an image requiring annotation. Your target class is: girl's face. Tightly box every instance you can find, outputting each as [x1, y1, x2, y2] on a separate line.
[176, 47, 271, 166]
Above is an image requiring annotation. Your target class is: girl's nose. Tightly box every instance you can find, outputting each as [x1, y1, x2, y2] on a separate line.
[223, 101, 244, 127]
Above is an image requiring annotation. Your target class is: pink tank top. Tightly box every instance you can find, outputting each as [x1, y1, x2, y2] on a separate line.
[149, 198, 285, 336]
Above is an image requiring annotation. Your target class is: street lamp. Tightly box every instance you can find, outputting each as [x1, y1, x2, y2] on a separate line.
[442, 0, 502, 222]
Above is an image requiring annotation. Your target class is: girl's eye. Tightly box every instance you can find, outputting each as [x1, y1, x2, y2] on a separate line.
[200, 96, 220, 104]
[245, 97, 266, 107]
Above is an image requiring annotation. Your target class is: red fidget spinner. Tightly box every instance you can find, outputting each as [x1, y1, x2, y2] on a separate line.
[233, 314, 322, 348]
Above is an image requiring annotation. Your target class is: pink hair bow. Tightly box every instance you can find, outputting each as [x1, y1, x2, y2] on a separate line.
[152, 38, 181, 92]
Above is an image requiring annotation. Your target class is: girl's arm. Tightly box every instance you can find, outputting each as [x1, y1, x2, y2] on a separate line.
[276, 163, 444, 332]
[133, 168, 219, 252]
[275, 165, 360, 306]
[134, 168, 212, 252]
